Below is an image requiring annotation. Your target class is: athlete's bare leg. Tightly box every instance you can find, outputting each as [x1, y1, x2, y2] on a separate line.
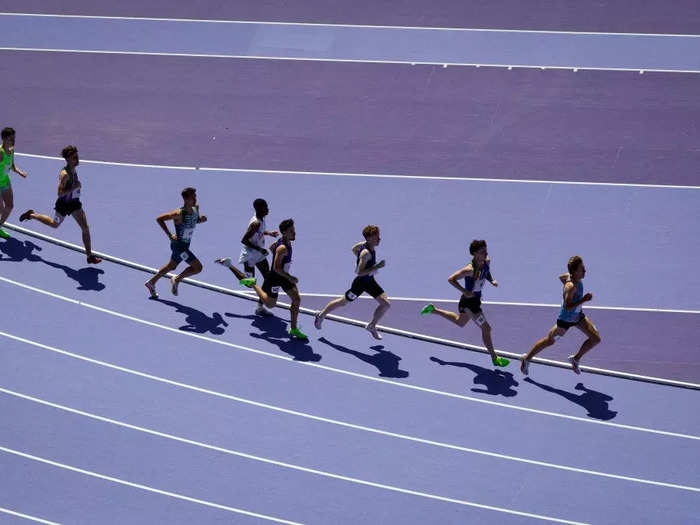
[0, 187, 13, 226]
[521, 324, 567, 373]
[572, 316, 601, 361]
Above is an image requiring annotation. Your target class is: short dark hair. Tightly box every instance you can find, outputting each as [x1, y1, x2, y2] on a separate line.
[362, 225, 379, 239]
[181, 187, 196, 199]
[253, 198, 268, 212]
[567, 255, 583, 274]
[469, 239, 487, 255]
[1, 127, 15, 139]
[61, 145, 78, 160]
[279, 218, 294, 233]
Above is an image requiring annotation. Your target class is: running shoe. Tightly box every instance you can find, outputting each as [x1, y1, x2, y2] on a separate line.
[19, 209, 33, 222]
[239, 277, 256, 288]
[0, 229, 9, 239]
[314, 311, 323, 329]
[255, 305, 273, 316]
[365, 323, 382, 340]
[520, 356, 530, 375]
[214, 257, 232, 267]
[87, 254, 102, 264]
[145, 281, 158, 299]
[288, 327, 308, 340]
[492, 357, 510, 367]
[568, 355, 581, 375]
[170, 276, 179, 296]
[420, 303, 435, 315]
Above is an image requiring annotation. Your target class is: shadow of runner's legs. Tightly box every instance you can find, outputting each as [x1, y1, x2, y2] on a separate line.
[524, 377, 617, 420]
[430, 356, 518, 397]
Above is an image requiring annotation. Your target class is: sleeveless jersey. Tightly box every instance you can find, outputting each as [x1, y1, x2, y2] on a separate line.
[175, 206, 199, 243]
[271, 238, 292, 273]
[58, 167, 80, 202]
[241, 215, 266, 257]
[464, 260, 491, 298]
[0, 148, 13, 187]
[558, 280, 584, 322]
[356, 243, 376, 280]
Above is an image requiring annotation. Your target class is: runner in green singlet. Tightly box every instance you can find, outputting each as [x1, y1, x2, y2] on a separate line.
[0, 127, 28, 238]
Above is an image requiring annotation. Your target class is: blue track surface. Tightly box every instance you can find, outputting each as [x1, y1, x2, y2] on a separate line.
[1, 5, 699, 524]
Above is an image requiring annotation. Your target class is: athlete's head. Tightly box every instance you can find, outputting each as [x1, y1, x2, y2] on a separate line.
[279, 218, 295, 241]
[181, 187, 197, 207]
[362, 225, 381, 247]
[1, 127, 15, 147]
[567, 256, 586, 280]
[61, 145, 79, 167]
[253, 198, 269, 218]
[469, 239, 488, 264]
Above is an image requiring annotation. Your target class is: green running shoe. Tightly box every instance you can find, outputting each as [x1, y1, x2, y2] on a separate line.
[492, 357, 510, 367]
[288, 327, 308, 340]
[239, 277, 256, 288]
[420, 303, 435, 315]
[0, 229, 10, 239]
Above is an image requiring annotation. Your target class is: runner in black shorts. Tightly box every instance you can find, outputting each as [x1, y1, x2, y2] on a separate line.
[226, 218, 308, 339]
[19, 145, 101, 264]
[420, 239, 509, 367]
[521, 256, 601, 375]
[314, 225, 390, 340]
[144, 187, 208, 298]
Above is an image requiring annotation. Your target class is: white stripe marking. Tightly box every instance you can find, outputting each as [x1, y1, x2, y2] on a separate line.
[0, 445, 587, 525]
[1, 46, 699, 75]
[1, 12, 699, 38]
[14, 151, 700, 191]
[0, 507, 61, 525]
[3, 223, 699, 390]
[2, 385, 699, 491]
[1, 282, 698, 437]
[0, 447, 301, 524]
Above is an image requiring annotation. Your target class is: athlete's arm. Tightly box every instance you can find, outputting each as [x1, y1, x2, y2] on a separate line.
[155, 209, 180, 240]
[558, 272, 571, 284]
[486, 260, 498, 287]
[264, 230, 279, 238]
[355, 249, 385, 276]
[448, 266, 473, 297]
[11, 159, 27, 177]
[56, 171, 77, 197]
[351, 241, 365, 256]
[241, 220, 267, 254]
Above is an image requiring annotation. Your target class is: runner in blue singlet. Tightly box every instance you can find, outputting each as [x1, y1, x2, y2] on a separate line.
[521, 256, 601, 375]
[145, 187, 208, 298]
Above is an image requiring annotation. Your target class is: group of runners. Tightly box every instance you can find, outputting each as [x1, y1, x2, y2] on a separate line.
[1, 126, 601, 374]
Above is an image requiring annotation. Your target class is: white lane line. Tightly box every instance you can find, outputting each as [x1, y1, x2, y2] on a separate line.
[0, 507, 61, 525]
[3, 225, 700, 391]
[1, 12, 699, 38]
[0, 446, 588, 525]
[1, 304, 698, 440]
[3, 386, 699, 492]
[15, 152, 700, 190]
[1, 46, 699, 75]
[274, 291, 700, 315]
[0, 447, 301, 524]
[4, 222, 700, 391]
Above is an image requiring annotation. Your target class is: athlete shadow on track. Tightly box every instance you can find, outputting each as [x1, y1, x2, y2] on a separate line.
[0, 237, 105, 291]
[225, 312, 322, 362]
[524, 378, 618, 420]
[318, 337, 409, 378]
[430, 356, 519, 397]
[153, 298, 228, 335]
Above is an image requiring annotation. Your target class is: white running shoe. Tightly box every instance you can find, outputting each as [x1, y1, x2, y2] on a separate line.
[365, 323, 382, 340]
[145, 281, 158, 299]
[568, 355, 581, 374]
[255, 305, 273, 317]
[520, 356, 529, 375]
[170, 276, 179, 296]
[314, 311, 323, 330]
[215, 257, 232, 267]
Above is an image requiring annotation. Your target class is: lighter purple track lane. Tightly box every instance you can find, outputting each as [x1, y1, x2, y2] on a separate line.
[4, 51, 700, 186]
[4, 0, 700, 34]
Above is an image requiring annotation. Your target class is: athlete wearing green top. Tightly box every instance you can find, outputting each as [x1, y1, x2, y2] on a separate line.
[145, 187, 208, 298]
[0, 127, 28, 238]
[19, 145, 101, 264]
